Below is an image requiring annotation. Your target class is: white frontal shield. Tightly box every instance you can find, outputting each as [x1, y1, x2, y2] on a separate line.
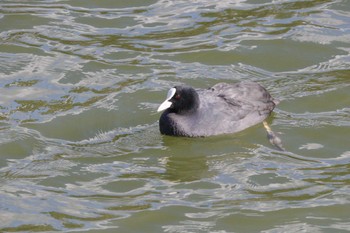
[157, 88, 176, 112]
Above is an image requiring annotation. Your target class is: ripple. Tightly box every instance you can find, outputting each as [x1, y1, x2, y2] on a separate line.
[299, 143, 324, 150]
[1, 0, 350, 232]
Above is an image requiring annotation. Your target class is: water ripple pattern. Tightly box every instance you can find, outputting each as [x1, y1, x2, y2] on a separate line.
[0, 0, 349, 232]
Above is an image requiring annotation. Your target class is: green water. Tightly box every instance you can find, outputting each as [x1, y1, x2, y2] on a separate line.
[0, 0, 349, 232]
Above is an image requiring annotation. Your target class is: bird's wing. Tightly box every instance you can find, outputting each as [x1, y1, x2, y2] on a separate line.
[210, 82, 276, 116]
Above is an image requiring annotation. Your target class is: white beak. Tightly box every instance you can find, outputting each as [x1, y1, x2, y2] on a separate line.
[157, 88, 176, 112]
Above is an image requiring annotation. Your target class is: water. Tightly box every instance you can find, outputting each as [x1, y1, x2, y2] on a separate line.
[0, 0, 349, 232]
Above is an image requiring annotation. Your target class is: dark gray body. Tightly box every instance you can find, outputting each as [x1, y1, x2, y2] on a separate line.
[159, 82, 277, 137]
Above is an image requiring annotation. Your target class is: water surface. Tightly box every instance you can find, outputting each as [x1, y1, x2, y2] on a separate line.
[0, 0, 349, 232]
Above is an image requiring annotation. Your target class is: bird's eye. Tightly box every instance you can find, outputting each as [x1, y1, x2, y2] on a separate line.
[175, 94, 181, 100]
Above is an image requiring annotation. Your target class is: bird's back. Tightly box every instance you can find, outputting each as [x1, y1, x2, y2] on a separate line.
[185, 82, 276, 136]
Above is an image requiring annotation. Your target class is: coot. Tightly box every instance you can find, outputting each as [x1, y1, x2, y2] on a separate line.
[157, 81, 278, 137]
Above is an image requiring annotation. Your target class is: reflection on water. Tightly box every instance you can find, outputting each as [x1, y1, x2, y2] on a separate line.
[0, 0, 350, 232]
